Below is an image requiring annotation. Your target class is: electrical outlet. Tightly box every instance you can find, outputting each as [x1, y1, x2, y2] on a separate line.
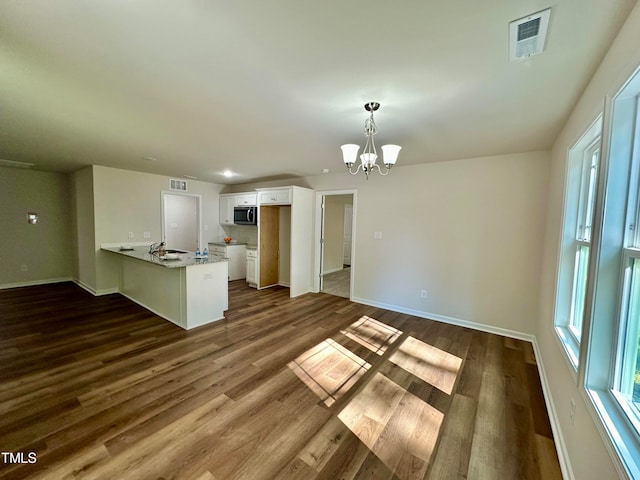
[203, 273, 213, 280]
[21, 264, 27, 272]
[420, 290, 428, 299]
[128, 232, 134, 239]
[569, 397, 576, 426]
[143, 231, 151, 239]
[374, 231, 382, 240]
[204, 224, 209, 231]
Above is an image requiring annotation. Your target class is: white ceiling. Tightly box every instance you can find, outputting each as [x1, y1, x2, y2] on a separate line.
[0, 1, 636, 184]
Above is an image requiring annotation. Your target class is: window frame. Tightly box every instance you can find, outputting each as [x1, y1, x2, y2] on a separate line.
[554, 117, 602, 370]
[581, 68, 640, 479]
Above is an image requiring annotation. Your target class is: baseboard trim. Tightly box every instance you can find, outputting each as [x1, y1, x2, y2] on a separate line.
[72, 279, 118, 296]
[0, 277, 73, 290]
[531, 339, 575, 480]
[118, 291, 185, 329]
[118, 291, 224, 331]
[350, 295, 573, 480]
[322, 267, 344, 275]
[351, 296, 535, 342]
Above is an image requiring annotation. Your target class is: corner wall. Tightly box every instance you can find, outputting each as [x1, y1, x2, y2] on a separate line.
[71, 166, 97, 292]
[0, 166, 73, 288]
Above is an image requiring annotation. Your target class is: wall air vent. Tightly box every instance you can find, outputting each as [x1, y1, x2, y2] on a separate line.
[509, 8, 551, 61]
[169, 178, 188, 191]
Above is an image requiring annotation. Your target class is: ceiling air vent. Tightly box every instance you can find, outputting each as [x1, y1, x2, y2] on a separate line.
[169, 178, 188, 191]
[509, 8, 551, 61]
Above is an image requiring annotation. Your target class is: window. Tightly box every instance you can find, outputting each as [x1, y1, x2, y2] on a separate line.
[612, 93, 640, 426]
[554, 119, 601, 368]
[570, 142, 600, 340]
[582, 66, 640, 478]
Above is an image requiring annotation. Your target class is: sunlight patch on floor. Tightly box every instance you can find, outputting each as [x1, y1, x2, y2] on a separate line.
[389, 336, 462, 395]
[338, 372, 444, 479]
[340, 315, 402, 355]
[288, 338, 371, 407]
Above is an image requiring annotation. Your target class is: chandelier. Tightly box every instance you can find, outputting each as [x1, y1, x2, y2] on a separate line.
[341, 102, 401, 179]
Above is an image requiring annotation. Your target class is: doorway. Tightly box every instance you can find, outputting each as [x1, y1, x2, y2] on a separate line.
[317, 192, 355, 299]
[161, 192, 201, 251]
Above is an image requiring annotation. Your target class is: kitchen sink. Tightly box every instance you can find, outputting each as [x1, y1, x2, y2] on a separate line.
[165, 249, 188, 254]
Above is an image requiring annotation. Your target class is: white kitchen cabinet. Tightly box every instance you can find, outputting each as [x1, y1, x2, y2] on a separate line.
[219, 194, 236, 226]
[235, 193, 257, 206]
[258, 189, 291, 205]
[255, 186, 313, 297]
[209, 243, 247, 281]
[246, 249, 257, 287]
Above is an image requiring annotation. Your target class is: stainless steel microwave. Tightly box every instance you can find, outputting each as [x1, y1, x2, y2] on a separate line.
[234, 206, 257, 225]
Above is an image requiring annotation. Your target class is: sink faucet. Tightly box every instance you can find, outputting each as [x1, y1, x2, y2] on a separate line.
[149, 241, 165, 255]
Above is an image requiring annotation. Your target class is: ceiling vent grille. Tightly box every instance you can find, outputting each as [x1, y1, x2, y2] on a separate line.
[169, 179, 188, 191]
[509, 8, 551, 61]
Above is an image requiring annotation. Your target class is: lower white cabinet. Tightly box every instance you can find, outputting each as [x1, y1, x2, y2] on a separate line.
[209, 243, 246, 281]
[246, 249, 257, 287]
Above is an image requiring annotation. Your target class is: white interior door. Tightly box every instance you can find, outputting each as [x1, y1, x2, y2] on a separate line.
[163, 193, 199, 251]
[343, 204, 353, 266]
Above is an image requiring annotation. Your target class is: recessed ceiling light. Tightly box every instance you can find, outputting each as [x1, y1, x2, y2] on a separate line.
[223, 170, 234, 178]
[0, 159, 35, 168]
[321, 168, 330, 174]
[183, 175, 198, 179]
[142, 156, 158, 162]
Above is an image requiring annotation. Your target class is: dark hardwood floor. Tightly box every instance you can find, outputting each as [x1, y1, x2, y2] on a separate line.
[0, 281, 562, 480]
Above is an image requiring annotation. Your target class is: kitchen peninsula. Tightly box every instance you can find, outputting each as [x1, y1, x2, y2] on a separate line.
[102, 246, 228, 329]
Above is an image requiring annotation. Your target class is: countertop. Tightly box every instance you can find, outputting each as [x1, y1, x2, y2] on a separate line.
[102, 246, 228, 268]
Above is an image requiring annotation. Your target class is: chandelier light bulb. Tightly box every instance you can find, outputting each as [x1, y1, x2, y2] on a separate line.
[381, 144, 401, 166]
[340, 144, 360, 167]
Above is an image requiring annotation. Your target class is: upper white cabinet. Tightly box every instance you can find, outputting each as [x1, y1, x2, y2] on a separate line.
[219, 194, 236, 226]
[219, 192, 258, 225]
[235, 193, 257, 206]
[258, 189, 292, 205]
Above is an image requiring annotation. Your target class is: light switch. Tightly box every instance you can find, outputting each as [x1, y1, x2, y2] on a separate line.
[143, 231, 151, 239]
[27, 212, 38, 224]
[374, 231, 382, 240]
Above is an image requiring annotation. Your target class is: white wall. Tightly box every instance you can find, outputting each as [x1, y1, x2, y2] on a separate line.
[538, 3, 640, 479]
[226, 150, 549, 335]
[72, 166, 97, 290]
[0, 167, 73, 287]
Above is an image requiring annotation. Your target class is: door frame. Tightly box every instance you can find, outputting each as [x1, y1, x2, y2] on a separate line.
[160, 191, 203, 251]
[313, 189, 357, 298]
[343, 203, 353, 266]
